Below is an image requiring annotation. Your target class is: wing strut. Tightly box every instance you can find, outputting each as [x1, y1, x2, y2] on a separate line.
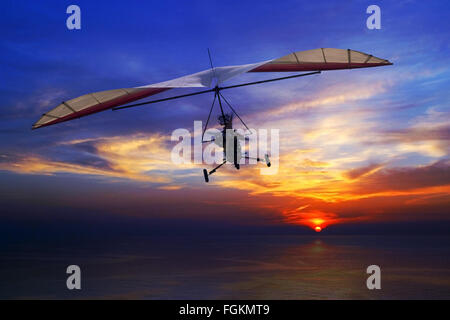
[219, 92, 250, 131]
[202, 91, 216, 142]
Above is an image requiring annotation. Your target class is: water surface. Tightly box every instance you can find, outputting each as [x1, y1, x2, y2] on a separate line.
[1, 235, 449, 299]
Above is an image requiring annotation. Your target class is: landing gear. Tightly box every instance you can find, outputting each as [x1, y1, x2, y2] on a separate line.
[203, 160, 226, 183]
[200, 84, 269, 182]
[234, 136, 240, 170]
[203, 154, 270, 183]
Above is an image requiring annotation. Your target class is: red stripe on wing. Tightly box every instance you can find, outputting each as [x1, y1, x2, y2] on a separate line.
[249, 62, 392, 72]
[34, 87, 169, 129]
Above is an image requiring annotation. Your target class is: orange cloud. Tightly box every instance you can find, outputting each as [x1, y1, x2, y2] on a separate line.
[1, 86, 449, 232]
[0, 133, 198, 185]
[343, 163, 383, 180]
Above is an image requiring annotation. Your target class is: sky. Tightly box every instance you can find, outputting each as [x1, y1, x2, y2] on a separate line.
[0, 0, 449, 236]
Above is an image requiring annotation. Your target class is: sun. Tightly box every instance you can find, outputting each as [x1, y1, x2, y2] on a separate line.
[314, 226, 322, 232]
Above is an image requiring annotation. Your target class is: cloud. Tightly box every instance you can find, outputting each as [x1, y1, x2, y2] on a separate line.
[365, 110, 450, 157]
[261, 81, 388, 117]
[351, 159, 450, 194]
[3, 95, 448, 231]
[343, 163, 383, 180]
[383, 126, 450, 143]
[301, 158, 330, 168]
[0, 64, 448, 231]
[210, 150, 450, 229]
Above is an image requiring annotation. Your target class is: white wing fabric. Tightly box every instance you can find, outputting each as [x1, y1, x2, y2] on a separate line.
[33, 48, 391, 129]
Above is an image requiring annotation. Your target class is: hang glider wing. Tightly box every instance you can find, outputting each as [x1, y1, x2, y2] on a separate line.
[33, 48, 391, 129]
[249, 48, 392, 72]
[32, 69, 209, 129]
[32, 62, 265, 129]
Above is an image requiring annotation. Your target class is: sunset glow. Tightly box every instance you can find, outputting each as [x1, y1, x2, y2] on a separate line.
[0, 1, 448, 236]
[1, 0, 450, 302]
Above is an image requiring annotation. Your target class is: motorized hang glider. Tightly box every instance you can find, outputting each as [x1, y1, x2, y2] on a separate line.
[32, 48, 392, 181]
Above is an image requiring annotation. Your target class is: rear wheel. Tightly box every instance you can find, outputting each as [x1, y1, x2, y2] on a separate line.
[233, 136, 238, 167]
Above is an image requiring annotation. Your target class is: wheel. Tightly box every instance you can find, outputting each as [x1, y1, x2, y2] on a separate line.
[265, 154, 271, 167]
[233, 136, 238, 166]
[203, 169, 209, 183]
